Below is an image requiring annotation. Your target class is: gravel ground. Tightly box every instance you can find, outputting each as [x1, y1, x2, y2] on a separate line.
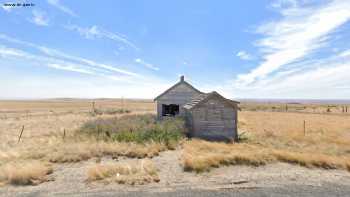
[1, 150, 350, 197]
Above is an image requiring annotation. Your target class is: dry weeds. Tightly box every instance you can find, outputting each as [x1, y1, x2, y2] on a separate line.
[0, 137, 167, 164]
[87, 159, 159, 185]
[1, 99, 350, 182]
[183, 139, 350, 172]
[0, 161, 53, 186]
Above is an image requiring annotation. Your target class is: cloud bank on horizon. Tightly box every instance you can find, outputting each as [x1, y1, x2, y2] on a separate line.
[0, 0, 349, 99]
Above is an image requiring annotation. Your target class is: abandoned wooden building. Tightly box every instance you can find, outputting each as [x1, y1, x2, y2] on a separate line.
[154, 76, 239, 141]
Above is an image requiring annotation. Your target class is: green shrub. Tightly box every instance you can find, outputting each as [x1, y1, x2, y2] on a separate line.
[78, 114, 185, 145]
[90, 108, 131, 116]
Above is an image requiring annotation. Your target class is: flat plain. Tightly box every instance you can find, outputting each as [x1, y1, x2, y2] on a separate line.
[1, 99, 350, 196]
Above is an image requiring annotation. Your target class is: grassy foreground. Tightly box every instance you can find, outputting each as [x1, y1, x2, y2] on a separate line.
[87, 159, 159, 185]
[183, 139, 350, 172]
[0, 114, 185, 186]
[0, 161, 53, 186]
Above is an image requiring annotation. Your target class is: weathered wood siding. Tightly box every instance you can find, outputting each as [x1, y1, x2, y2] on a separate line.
[189, 97, 237, 141]
[156, 82, 202, 119]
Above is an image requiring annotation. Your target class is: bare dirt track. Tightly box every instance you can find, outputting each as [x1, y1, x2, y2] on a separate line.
[1, 149, 350, 197]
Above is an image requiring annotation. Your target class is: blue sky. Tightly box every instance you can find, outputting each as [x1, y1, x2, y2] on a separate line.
[1, 0, 350, 99]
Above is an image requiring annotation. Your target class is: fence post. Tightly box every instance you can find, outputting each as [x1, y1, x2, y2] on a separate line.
[18, 125, 24, 143]
[303, 120, 306, 136]
[92, 101, 96, 113]
[63, 128, 66, 141]
[97, 125, 100, 141]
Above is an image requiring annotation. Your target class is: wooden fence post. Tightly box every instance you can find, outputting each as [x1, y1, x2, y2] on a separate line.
[63, 128, 66, 140]
[97, 125, 100, 141]
[18, 125, 24, 143]
[303, 120, 306, 136]
[92, 101, 96, 113]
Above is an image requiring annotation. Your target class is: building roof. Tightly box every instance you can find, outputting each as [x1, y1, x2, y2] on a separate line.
[154, 76, 203, 101]
[183, 91, 240, 110]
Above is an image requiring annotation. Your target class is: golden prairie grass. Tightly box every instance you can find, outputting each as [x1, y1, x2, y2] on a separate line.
[0, 161, 53, 186]
[0, 136, 167, 164]
[48, 140, 167, 163]
[87, 159, 159, 185]
[1, 100, 350, 178]
[183, 139, 350, 172]
[183, 111, 350, 172]
[183, 140, 274, 172]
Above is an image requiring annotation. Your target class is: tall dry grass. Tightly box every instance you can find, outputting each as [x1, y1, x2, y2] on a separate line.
[183, 139, 350, 172]
[1, 114, 185, 164]
[183, 111, 350, 172]
[0, 161, 53, 186]
[0, 136, 168, 164]
[87, 159, 159, 185]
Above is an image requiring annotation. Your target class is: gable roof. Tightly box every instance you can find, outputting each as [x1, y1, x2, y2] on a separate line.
[183, 91, 239, 110]
[154, 79, 203, 101]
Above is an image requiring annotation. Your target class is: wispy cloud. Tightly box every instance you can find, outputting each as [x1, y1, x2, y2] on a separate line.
[236, 0, 350, 86]
[29, 10, 49, 26]
[37, 46, 140, 76]
[135, 58, 159, 71]
[0, 34, 142, 79]
[236, 51, 253, 60]
[64, 24, 140, 50]
[339, 49, 350, 57]
[47, 0, 77, 17]
[47, 63, 96, 75]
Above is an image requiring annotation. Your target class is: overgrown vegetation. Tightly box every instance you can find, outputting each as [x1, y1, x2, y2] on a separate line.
[90, 108, 131, 116]
[0, 161, 53, 186]
[87, 159, 159, 185]
[78, 114, 185, 147]
[48, 141, 167, 163]
[0, 114, 185, 166]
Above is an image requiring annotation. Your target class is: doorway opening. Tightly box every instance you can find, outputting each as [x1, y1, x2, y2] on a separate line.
[162, 104, 179, 117]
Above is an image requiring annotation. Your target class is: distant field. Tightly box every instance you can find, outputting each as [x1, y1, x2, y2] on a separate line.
[240, 101, 350, 114]
[0, 99, 154, 143]
[0, 99, 154, 117]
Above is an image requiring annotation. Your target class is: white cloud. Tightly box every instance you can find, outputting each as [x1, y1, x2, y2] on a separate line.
[236, 51, 253, 60]
[0, 34, 141, 77]
[64, 24, 140, 50]
[0, 45, 28, 57]
[47, 63, 96, 75]
[339, 49, 350, 57]
[236, 0, 350, 86]
[135, 58, 159, 71]
[47, 0, 77, 17]
[271, 0, 298, 9]
[37, 46, 140, 76]
[29, 10, 49, 26]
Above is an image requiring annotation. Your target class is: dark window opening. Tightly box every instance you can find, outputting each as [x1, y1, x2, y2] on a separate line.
[162, 104, 179, 117]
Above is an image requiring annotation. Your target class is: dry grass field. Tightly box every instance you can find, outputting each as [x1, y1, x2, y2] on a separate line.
[183, 111, 350, 172]
[0, 99, 350, 189]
